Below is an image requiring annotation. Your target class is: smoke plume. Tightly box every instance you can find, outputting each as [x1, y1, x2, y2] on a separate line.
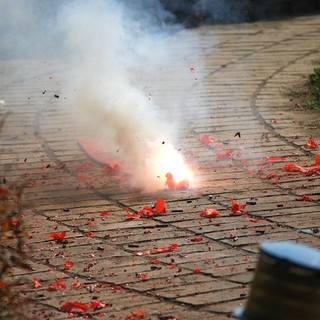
[0, 0, 197, 191]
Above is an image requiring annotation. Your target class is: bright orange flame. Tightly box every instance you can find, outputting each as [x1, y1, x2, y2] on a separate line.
[148, 141, 193, 190]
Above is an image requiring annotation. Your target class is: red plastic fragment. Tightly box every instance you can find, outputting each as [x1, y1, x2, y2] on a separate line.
[33, 277, 43, 288]
[200, 208, 220, 218]
[305, 137, 318, 150]
[48, 231, 66, 241]
[63, 259, 74, 271]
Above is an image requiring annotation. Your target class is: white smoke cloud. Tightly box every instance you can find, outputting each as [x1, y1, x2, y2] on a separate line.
[0, 0, 198, 192]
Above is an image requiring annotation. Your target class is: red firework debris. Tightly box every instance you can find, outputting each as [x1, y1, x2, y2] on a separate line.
[48, 231, 66, 241]
[193, 268, 201, 273]
[199, 208, 220, 218]
[47, 278, 66, 291]
[191, 236, 202, 242]
[245, 216, 260, 223]
[33, 278, 43, 288]
[135, 243, 178, 256]
[125, 208, 141, 220]
[60, 301, 89, 313]
[265, 172, 279, 180]
[155, 198, 166, 214]
[305, 137, 318, 150]
[230, 198, 247, 215]
[140, 273, 149, 281]
[60, 300, 110, 313]
[63, 259, 74, 271]
[85, 231, 95, 238]
[216, 150, 233, 159]
[74, 161, 92, 172]
[100, 211, 109, 216]
[150, 259, 160, 264]
[89, 301, 110, 310]
[126, 309, 145, 320]
[282, 163, 320, 175]
[165, 172, 190, 191]
[296, 195, 314, 201]
[71, 279, 81, 288]
[199, 134, 216, 147]
[125, 199, 167, 220]
[314, 154, 320, 165]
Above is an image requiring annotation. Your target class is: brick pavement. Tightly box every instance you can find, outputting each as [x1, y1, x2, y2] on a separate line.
[1, 14, 320, 320]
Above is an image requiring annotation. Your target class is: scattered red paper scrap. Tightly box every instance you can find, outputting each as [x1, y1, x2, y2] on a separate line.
[100, 211, 109, 216]
[126, 309, 145, 320]
[47, 278, 66, 291]
[230, 198, 247, 215]
[126, 199, 167, 220]
[90, 301, 110, 310]
[155, 198, 166, 214]
[282, 163, 320, 175]
[63, 259, 74, 271]
[71, 279, 81, 288]
[216, 150, 233, 159]
[314, 154, 320, 165]
[305, 137, 318, 150]
[60, 301, 89, 313]
[296, 195, 313, 201]
[191, 236, 202, 242]
[85, 231, 95, 238]
[60, 300, 110, 313]
[199, 134, 216, 147]
[48, 231, 66, 241]
[140, 273, 149, 281]
[245, 216, 260, 223]
[74, 161, 92, 172]
[135, 243, 178, 256]
[33, 278, 43, 288]
[200, 208, 220, 218]
[193, 268, 201, 273]
[150, 259, 160, 264]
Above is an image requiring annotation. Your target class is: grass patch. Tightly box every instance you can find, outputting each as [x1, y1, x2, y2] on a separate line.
[307, 67, 320, 109]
